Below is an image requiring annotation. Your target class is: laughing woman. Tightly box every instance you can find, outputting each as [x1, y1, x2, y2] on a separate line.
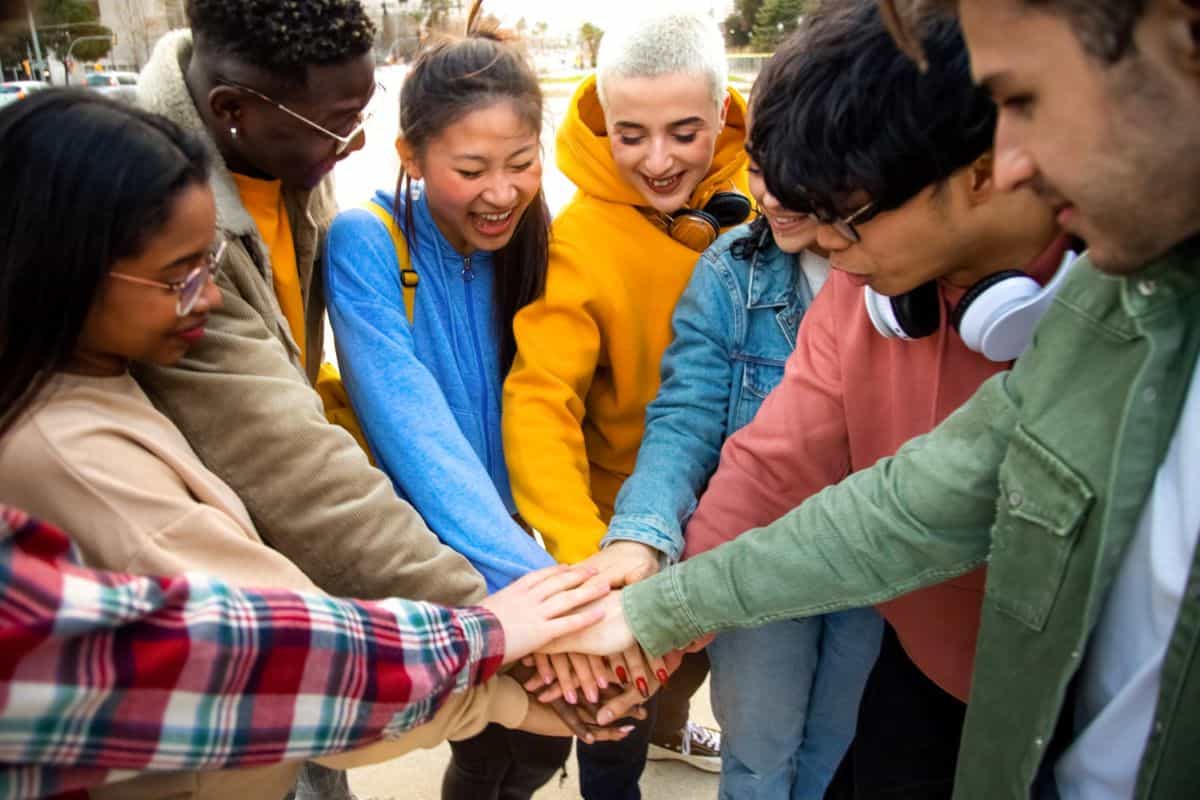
[322, 4, 574, 798]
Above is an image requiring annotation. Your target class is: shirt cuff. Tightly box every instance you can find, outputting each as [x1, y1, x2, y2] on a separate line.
[621, 567, 705, 657]
[603, 514, 683, 564]
[456, 607, 506, 693]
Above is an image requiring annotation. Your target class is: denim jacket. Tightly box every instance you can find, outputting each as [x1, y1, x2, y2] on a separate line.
[604, 223, 824, 562]
[625, 241, 1200, 798]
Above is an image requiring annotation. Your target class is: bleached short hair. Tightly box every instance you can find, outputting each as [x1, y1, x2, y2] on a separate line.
[595, 11, 729, 113]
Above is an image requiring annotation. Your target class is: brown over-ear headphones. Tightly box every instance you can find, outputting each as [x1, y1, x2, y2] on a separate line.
[650, 191, 754, 252]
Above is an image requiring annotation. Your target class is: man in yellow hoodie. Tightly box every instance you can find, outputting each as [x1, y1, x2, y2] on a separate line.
[502, 10, 750, 798]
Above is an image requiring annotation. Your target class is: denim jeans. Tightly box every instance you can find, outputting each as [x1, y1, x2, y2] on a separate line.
[709, 608, 883, 800]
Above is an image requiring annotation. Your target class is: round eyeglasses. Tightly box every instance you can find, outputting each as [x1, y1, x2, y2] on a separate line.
[109, 240, 228, 317]
[221, 80, 385, 156]
[809, 200, 877, 244]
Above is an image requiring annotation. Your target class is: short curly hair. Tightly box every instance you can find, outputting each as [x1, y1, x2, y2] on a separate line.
[187, 0, 376, 77]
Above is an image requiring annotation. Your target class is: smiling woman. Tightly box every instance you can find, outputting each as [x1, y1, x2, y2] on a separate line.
[0, 91, 214, 437]
[322, 3, 573, 797]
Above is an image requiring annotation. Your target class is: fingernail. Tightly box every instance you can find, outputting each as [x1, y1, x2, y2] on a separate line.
[656, 669, 669, 686]
[597, 675, 609, 689]
[636, 678, 649, 699]
[586, 688, 599, 704]
[598, 710, 613, 725]
[565, 690, 577, 705]
[615, 666, 628, 684]
[585, 733, 595, 744]
[543, 674, 554, 686]
[620, 725, 637, 733]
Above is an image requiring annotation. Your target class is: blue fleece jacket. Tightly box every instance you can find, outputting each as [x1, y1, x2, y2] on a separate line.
[324, 188, 556, 591]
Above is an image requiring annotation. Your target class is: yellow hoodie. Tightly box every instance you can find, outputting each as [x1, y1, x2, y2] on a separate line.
[502, 74, 750, 564]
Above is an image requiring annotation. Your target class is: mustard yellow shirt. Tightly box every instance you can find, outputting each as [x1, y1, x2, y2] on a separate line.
[232, 172, 306, 363]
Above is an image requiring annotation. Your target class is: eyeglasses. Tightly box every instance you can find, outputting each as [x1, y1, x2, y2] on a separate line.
[809, 200, 876, 244]
[222, 80, 383, 156]
[109, 240, 228, 317]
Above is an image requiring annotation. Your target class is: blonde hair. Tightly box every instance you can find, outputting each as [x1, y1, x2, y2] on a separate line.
[596, 10, 728, 113]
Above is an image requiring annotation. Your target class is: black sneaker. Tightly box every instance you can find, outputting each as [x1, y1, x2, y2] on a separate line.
[647, 721, 722, 773]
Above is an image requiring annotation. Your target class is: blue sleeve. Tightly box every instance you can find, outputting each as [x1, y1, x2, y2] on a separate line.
[324, 209, 556, 592]
[605, 254, 737, 562]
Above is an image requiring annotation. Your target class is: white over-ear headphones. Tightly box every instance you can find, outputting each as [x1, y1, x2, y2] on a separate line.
[865, 249, 1077, 362]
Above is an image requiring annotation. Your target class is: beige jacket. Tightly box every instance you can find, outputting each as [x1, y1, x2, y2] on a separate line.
[131, 30, 484, 605]
[0, 372, 527, 800]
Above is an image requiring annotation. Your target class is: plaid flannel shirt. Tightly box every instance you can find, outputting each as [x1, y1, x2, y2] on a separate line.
[0, 506, 505, 800]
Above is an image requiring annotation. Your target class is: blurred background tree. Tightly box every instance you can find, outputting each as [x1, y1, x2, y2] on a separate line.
[751, 0, 813, 51]
[578, 21, 602, 69]
[723, 0, 763, 49]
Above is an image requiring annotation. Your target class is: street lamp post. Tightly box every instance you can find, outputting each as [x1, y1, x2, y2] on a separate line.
[25, 0, 44, 78]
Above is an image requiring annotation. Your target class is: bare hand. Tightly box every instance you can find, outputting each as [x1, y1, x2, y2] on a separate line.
[582, 541, 662, 588]
[479, 565, 609, 663]
[518, 696, 636, 743]
[542, 592, 636, 657]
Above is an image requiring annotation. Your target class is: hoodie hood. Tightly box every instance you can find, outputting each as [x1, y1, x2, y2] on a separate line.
[556, 73, 750, 210]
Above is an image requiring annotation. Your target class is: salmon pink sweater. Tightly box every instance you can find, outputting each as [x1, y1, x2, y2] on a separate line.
[684, 240, 1068, 701]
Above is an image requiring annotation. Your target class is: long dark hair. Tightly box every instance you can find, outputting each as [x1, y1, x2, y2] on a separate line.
[397, 0, 549, 373]
[0, 90, 211, 436]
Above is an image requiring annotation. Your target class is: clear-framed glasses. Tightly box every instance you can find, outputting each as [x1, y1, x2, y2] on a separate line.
[809, 200, 877, 244]
[109, 239, 228, 317]
[222, 80, 385, 155]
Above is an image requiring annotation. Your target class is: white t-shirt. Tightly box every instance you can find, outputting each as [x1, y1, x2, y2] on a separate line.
[800, 249, 831, 297]
[1055, 359, 1200, 798]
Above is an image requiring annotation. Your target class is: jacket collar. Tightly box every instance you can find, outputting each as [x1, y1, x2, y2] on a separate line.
[1052, 237, 1200, 342]
[138, 31, 260, 239]
[746, 230, 802, 309]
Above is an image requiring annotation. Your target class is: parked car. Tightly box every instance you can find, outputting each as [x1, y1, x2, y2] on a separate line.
[0, 80, 51, 108]
[85, 71, 138, 103]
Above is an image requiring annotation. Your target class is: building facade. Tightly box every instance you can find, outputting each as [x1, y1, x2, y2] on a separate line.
[97, 0, 185, 70]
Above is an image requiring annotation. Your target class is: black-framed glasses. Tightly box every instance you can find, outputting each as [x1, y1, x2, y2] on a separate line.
[222, 80, 385, 156]
[109, 240, 228, 317]
[809, 200, 876, 243]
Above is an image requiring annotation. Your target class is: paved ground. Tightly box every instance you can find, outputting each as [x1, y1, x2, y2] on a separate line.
[347, 680, 720, 799]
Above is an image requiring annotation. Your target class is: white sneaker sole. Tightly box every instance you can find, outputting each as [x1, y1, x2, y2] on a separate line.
[646, 743, 722, 774]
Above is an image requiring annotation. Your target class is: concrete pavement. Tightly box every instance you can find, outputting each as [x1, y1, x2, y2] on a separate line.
[348, 679, 720, 799]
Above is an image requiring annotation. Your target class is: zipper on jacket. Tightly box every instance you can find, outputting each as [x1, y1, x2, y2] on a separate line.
[461, 254, 495, 477]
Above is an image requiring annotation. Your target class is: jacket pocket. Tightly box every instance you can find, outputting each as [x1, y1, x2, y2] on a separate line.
[733, 358, 785, 429]
[988, 425, 1095, 631]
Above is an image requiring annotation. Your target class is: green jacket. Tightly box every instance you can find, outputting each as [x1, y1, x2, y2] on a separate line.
[625, 241, 1200, 798]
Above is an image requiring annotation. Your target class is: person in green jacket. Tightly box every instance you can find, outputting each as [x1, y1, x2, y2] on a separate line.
[545, 1, 1200, 797]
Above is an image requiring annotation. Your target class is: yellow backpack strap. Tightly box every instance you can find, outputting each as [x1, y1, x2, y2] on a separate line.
[362, 199, 419, 323]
